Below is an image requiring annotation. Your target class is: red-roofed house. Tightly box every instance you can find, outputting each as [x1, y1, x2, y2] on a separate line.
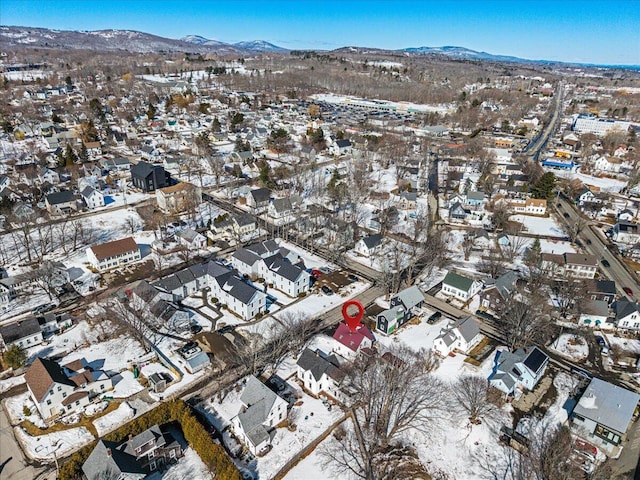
[332, 323, 375, 359]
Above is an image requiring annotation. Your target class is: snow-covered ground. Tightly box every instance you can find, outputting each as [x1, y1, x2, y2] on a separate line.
[0, 374, 25, 394]
[549, 333, 589, 361]
[15, 426, 94, 462]
[93, 401, 136, 436]
[556, 170, 627, 193]
[509, 215, 566, 237]
[5, 391, 46, 428]
[604, 333, 640, 354]
[148, 448, 213, 480]
[202, 377, 343, 480]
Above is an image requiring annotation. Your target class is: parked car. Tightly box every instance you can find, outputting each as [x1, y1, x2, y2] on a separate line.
[347, 274, 359, 282]
[623, 287, 634, 297]
[601, 258, 610, 268]
[427, 311, 442, 324]
[594, 335, 606, 348]
[321, 285, 334, 295]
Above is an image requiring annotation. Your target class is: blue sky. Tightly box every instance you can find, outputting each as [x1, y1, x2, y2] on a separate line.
[2, 0, 639, 65]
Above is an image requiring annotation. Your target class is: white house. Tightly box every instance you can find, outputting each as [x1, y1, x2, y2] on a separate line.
[332, 323, 375, 360]
[578, 300, 612, 330]
[488, 346, 549, 395]
[593, 155, 623, 174]
[433, 316, 481, 357]
[231, 375, 288, 454]
[441, 271, 483, 302]
[211, 272, 266, 320]
[80, 186, 105, 209]
[258, 254, 310, 298]
[176, 228, 207, 250]
[296, 348, 346, 402]
[0, 317, 44, 350]
[86, 237, 141, 272]
[614, 300, 640, 331]
[25, 357, 112, 421]
[612, 222, 640, 245]
[354, 234, 382, 257]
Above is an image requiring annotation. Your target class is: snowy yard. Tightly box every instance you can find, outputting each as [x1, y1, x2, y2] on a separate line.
[0, 374, 25, 394]
[15, 426, 94, 462]
[549, 333, 589, 361]
[604, 333, 640, 354]
[509, 215, 566, 238]
[148, 448, 213, 480]
[93, 401, 136, 436]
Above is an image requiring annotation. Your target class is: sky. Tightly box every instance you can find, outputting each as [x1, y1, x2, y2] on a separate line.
[2, 0, 639, 65]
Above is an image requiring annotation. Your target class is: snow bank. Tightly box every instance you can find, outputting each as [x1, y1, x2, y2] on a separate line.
[93, 402, 135, 437]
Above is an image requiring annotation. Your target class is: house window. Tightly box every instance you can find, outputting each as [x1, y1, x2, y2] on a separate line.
[75, 401, 80, 406]
[47, 400, 52, 405]
[150, 460, 157, 471]
[62, 392, 66, 398]
[57, 386, 61, 392]
[149, 450, 155, 459]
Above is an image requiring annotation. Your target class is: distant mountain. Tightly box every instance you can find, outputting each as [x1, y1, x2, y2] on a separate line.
[0, 26, 243, 55]
[233, 40, 288, 53]
[402, 45, 536, 64]
[179, 35, 232, 49]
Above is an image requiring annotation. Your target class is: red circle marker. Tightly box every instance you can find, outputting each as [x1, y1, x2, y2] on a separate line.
[342, 299, 364, 333]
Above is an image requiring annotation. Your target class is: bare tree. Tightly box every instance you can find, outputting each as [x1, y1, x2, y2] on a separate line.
[452, 375, 499, 425]
[527, 424, 584, 480]
[124, 215, 140, 235]
[106, 299, 158, 353]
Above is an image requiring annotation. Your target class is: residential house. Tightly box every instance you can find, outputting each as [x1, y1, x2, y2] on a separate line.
[508, 198, 547, 216]
[332, 323, 375, 360]
[83, 141, 102, 159]
[86, 237, 141, 272]
[330, 139, 352, 156]
[211, 271, 266, 320]
[398, 191, 417, 211]
[151, 300, 191, 333]
[25, 357, 112, 420]
[376, 285, 424, 335]
[541, 253, 598, 279]
[441, 271, 483, 302]
[614, 300, 640, 331]
[130, 161, 168, 192]
[80, 186, 105, 209]
[258, 254, 310, 298]
[0, 317, 44, 350]
[433, 316, 482, 357]
[488, 346, 549, 395]
[612, 221, 640, 244]
[176, 228, 207, 250]
[82, 425, 182, 479]
[245, 187, 271, 214]
[480, 271, 519, 314]
[0, 280, 15, 309]
[575, 187, 599, 207]
[38, 167, 60, 185]
[231, 375, 289, 454]
[617, 209, 635, 223]
[231, 240, 280, 278]
[354, 234, 382, 257]
[587, 279, 617, 305]
[156, 182, 202, 214]
[45, 190, 78, 216]
[233, 214, 257, 237]
[466, 191, 486, 207]
[268, 197, 294, 222]
[296, 348, 346, 402]
[449, 202, 470, 222]
[99, 157, 131, 172]
[594, 155, 623, 174]
[571, 378, 640, 454]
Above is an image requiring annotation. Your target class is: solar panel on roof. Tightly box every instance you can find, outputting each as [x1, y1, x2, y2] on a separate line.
[523, 347, 547, 373]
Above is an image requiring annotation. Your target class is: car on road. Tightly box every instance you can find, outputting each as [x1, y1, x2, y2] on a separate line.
[600, 258, 610, 268]
[623, 287, 634, 297]
[563, 212, 570, 218]
[585, 238, 592, 245]
[321, 285, 334, 295]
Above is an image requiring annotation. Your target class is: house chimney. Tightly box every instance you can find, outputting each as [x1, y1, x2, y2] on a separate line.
[106, 448, 112, 457]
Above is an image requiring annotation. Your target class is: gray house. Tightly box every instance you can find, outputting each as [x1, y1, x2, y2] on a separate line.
[0, 317, 44, 350]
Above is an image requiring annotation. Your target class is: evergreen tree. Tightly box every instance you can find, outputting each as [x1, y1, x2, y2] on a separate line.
[4, 345, 26, 369]
[531, 172, 556, 199]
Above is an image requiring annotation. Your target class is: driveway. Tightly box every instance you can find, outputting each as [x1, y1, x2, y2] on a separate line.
[0, 406, 42, 480]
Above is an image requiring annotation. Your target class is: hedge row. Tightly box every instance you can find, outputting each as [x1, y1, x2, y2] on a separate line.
[59, 400, 241, 480]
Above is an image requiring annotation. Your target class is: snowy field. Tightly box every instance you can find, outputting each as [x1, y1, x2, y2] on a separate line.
[509, 214, 566, 237]
[148, 448, 213, 480]
[556, 170, 627, 193]
[604, 333, 640, 354]
[0, 374, 26, 394]
[549, 333, 589, 361]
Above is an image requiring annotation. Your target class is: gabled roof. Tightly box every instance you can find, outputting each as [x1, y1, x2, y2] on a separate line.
[25, 357, 75, 402]
[451, 316, 480, 343]
[333, 323, 374, 352]
[296, 348, 344, 383]
[89, 237, 138, 260]
[45, 190, 75, 205]
[232, 248, 262, 267]
[361, 234, 382, 250]
[249, 187, 270, 203]
[573, 377, 640, 434]
[0, 317, 41, 344]
[83, 440, 145, 480]
[393, 285, 424, 309]
[215, 272, 263, 304]
[443, 271, 475, 292]
[123, 424, 166, 454]
[336, 139, 352, 148]
[237, 375, 284, 446]
[262, 254, 306, 282]
[270, 197, 292, 213]
[614, 300, 640, 321]
[245, 239, 279, 257]
[130, 160, 162, 178]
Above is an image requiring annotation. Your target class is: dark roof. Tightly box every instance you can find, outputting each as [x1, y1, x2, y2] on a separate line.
[232, 248, 262, 267]
[83, 440, 145, 480]
[263, 254, 306, 282]
[215, 272, 262, 304]
[0, 317, 41, 344]
[45, 190, 75, 205]
[130, 160, 160, 178]
[296, 348, 344, 382]
[361, 234, 382, 249]
[336, 139, 352, 148]
[123, 424, 166, 454]
[25, 357, 75, 402]
[250, 187, 270, 203]
[523, 347, 547, 374]
[589, 279, 616, 295]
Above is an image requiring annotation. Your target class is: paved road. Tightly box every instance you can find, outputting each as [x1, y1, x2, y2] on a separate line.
[0, 406, 43, 480]
[556, 197, 639, 294]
